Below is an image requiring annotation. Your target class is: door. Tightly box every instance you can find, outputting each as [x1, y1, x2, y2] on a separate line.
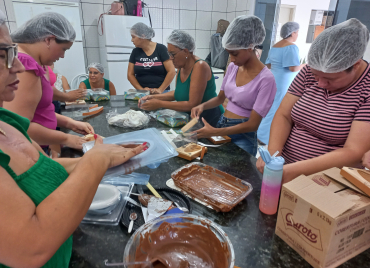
[275, 5, 296, 43]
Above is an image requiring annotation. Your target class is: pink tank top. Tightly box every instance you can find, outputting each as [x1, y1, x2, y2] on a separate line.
[48, 66, 57, 86]
[18, 53, 57, 131]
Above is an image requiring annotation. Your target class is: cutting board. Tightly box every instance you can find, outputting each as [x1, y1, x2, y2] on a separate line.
[340, 167, 370, 197]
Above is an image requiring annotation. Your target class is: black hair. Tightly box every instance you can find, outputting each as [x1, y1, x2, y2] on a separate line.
[284, 34, 292, 39]
[345, 65, 354, 72]
[55, 38, 71, 44]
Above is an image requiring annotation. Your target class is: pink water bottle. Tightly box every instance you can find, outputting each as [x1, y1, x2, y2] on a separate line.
[259, 148, 285, 215]
[136, 0, 142, 17]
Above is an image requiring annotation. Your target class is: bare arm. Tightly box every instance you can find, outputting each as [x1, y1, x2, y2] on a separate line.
[289, 64, 306, 72]
[127, 62, 144, 90]
[52, 86, 70, 102]
[78, 82, 87, 89]
[109, 81, 117, 95]
[157, 60, 176, 92]
[61, 76, 70, 91]
[3, 71, 41, 121]
[266, 63, 271, 69]
[283, 121, 370, 183]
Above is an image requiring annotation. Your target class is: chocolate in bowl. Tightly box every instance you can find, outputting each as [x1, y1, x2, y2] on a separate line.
[124, 214, 234, 268]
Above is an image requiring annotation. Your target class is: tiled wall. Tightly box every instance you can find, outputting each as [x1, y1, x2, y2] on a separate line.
[1, 0, 17, 33]
[79, 0, 254, 67]
[2, 0, 254, 68]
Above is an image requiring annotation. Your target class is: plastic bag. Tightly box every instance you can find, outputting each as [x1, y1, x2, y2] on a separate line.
[91, 88, 110, 101]
[155, 109, 189, 127]
[65, 88, 91, 101]
[124, 89, 149, 100]
[106, 109, 150, 128]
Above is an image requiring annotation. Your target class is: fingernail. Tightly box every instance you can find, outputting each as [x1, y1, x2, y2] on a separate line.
[94, 134, 98, 139]
[143, 142, 147, 146]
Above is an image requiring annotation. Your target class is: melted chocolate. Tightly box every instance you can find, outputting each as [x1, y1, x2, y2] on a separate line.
[134, 221, 229, 268]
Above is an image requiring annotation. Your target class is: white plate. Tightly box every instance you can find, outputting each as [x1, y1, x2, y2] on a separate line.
[89, 184, 121, 211]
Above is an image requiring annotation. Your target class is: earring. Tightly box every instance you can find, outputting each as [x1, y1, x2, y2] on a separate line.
[186, 56, 188, 59]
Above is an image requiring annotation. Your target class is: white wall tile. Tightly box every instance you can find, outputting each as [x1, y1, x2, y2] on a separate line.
[180, 0, 196, 10]
[196, 11, 212, 31]
[163, 9, 179, 29]
[235, 11, 246, 17]
[81, 3, 103, 25]
[83, 25, 99, 47]
[152, 28, 163, 44]
[81, 0, 103, 4]
[186, 30, 196, 41]
[226, 12, 235, 22]
[8, 21, 17, 33]
[227, 0, 236, 12]
[246, 0, 254, 12]
[236, 0, 247, 11]
[211, 12, 227, 31]
[180, 10, 196, 30]
[85, 47, 101, 65]
[213, 0, 227, 12]
[147, 0, 162, 8]
[149, 8, 163, 28]
[163, 0, 179, 9]
[195, 48, 210, 59]
[4, 0, 15, 22]
[195, 30, 211, 49]
[163, 28, 173, 44]
[196, 0, 212, 11]
[103, 4, 111, 13]
[0, 1, 6, 16]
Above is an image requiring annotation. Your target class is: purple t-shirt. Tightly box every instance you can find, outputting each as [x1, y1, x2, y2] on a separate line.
[18, 53, 57, 131]
[221, 62, 277, 118]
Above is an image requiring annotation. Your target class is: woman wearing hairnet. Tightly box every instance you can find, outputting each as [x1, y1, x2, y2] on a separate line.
[191, 16, 277, 156]
[139, 30, 224, 127]
[128, 23, 175, 94]
[256, 18, 370, 183]
[79, 62, 116, 95]
[257, 22, 305, 145]
[4, 12, 94, 154]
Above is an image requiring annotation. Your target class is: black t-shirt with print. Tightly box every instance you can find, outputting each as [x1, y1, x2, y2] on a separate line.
[129, 43, 170, 89]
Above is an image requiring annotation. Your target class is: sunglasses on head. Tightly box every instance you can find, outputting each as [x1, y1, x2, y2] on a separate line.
[0, 44, 18, 69]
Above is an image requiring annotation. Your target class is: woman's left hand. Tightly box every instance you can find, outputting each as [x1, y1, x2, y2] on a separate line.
[194, 118, 216, 139]
[68, 120, 95, 135]
[140, 99, 162, 111]
[150, 88, 162, 94]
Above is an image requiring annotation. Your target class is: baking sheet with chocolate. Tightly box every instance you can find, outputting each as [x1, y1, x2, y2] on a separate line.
[171, 163, 252, 212]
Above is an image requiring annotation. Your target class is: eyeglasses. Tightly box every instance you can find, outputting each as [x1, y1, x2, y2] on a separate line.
[168, 49, 183, 58]
[0, 44, 18, 69]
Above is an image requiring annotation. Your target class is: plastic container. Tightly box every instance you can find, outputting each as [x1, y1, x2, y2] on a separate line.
[82, 128, 178, 177]
[124, 214, 235, 267]
[90, 88, 110, 101]
[258, 148, 285, 215]
[155, 109, 189, 128]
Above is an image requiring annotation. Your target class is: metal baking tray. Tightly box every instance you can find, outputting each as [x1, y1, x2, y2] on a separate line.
[171, 163, 253, 212]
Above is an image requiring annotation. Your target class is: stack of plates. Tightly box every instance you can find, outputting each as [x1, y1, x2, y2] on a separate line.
[88, 184, 121, 215]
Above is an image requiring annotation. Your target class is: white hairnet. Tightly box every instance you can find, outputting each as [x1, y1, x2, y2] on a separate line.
[167, 30, 195, 52]
[11, 12, 76, 44]
[307, 18, 369, 73]
[280, 22, 299, 39]
[222, 15, 265, 50]
[130, 22, 155, 39]
[88, 62, 104, 73]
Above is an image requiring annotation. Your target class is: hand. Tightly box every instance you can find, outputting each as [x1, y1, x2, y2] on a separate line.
[63, 134, 87, 150]
[143, 87, 151, 92]
[256, 157, 265, 174]
[150, 88, 162, 94]
[140, 99, 162, 111]
[138, 95, 154, 107]
[90, 136, 148, 168]
[67, 120, 94, 135]
[194, 118, 216, 139]
[191, 104, 204, 119]
[362, 150, 370, 169]
[66, 89, 87, 101]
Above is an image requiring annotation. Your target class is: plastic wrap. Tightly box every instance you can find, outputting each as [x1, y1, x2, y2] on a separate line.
[171, 163, 253, 212]
[65, 88, 91, 101]
[124, 89, 149, 100]
[91, 88, 110, 101]
[154, 109, 189, 127]
[106, 109, 150, 128]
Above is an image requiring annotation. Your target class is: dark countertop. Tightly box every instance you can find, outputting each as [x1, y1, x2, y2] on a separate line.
[62, 100, 370, 268]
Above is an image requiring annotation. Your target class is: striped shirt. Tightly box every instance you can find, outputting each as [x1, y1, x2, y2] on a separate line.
[282, 64, 370, 164]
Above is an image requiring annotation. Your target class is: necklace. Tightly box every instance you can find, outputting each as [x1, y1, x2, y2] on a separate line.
[0, 127, 6, 137]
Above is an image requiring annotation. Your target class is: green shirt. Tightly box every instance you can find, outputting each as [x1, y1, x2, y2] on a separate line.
[174, 59, 224, 113]
[0, 107, 72, 268]
[82, 78, 110, 92]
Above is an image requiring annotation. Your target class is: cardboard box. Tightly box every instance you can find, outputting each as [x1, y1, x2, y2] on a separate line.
[275, 168, 370, 268]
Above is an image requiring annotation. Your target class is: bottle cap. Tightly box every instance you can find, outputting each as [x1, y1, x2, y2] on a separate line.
[258, 147, 285, 171]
